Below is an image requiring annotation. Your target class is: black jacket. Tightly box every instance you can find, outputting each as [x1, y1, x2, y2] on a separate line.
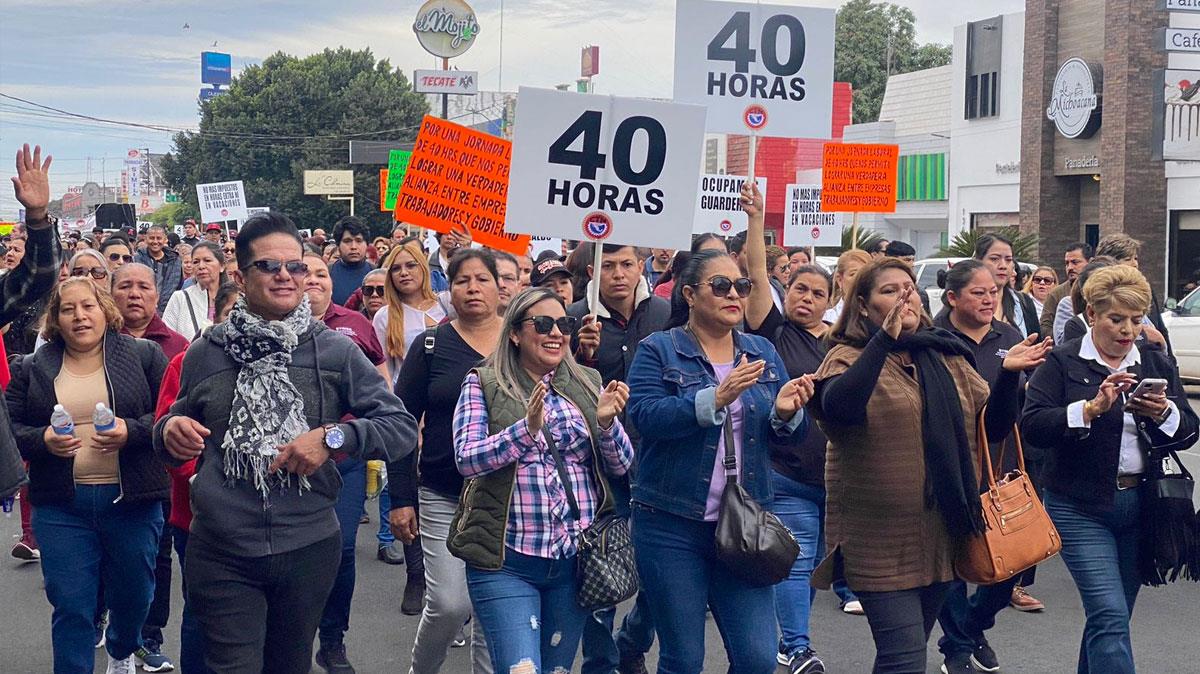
[7, 331, 169, 506]
[1021, 337, 1198, 510]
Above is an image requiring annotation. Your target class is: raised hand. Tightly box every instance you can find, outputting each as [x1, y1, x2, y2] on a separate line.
[1003, 333, 1054, 372]
[577, 315, 601, 361]
[12, 144, 52, 221]
[714, 355, 765, 409]
[597, 380, 630, 429]
[739, 181, 764, 220]
[774, 374, 816, 422]
[883, 285, 915, 340]
[526, 381, 547, 436]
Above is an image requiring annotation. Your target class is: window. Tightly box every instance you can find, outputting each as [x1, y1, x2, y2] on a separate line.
[965, 17, 1003, 120]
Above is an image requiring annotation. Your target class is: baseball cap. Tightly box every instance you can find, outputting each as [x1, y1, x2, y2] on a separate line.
[531, 258, 571, 287]
[205, 223, 223, 232]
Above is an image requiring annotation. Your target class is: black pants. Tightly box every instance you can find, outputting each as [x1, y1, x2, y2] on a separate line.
[143, 501, 174, 647]
[185, 533, 340, 674]
[857, 581, 953, 674]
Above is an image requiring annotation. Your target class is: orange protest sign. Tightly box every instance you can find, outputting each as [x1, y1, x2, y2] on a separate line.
[394, 115, 526, 256]
[379, 169, 389, 212]
[820, 143, 899, 214]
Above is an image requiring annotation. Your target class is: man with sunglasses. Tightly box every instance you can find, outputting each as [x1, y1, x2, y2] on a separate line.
[567, 242, 670, 674]
[134, 224, 183, 315]
[99, 235, 135, 273]
[156, 212, 417, 673]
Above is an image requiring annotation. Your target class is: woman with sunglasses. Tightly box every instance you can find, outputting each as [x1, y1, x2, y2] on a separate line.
[99, 236, 134, 275]
[626, 248, 813, 674]
[1022, 266, 1058, 317]
[449, 286, 633, 674]
[391, 249, 503, 673]
[373, 240, 450, 385]
[67, 249, 110, 288]
[161, 242, 227, 341]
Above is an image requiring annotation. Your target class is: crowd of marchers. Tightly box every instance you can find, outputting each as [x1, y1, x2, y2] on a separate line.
[1, 144, 1196, 674]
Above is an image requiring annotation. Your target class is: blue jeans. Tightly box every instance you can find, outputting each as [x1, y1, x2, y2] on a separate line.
[1045, 488, 1142, 674]
[632, 503, 777, 674]
[172, 528, 212, 674]
[32, 484, 163, 673]
[377, 488, 395, 545]
[615, 591, 656, 661]
[769, 471, 823, 657]
[466, 549, 589, 673]
[935, 577, 1019, 658]
[319, 457, 366, 648]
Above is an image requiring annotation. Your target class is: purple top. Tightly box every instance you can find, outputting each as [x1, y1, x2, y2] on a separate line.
[705, 361, 744, 521]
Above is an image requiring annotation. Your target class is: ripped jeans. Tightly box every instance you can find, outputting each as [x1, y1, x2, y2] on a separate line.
[466, 548, 589, 674]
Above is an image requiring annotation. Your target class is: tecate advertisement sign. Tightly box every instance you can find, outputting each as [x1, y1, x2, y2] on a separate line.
[413, 0, 480, 59]
[413, 70, 479, 95]
[1046, 58, 1101, 139]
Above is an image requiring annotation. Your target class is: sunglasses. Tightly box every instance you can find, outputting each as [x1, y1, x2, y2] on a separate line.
[361, 285, 385, 297]
[521, 315, 579, 335]
[70, 267, 108, 280]
[695, 275, 753, 298]
[243, 259, 309, 277]
[107, 253, 134, 263]
[1031, 276, 1055, 285]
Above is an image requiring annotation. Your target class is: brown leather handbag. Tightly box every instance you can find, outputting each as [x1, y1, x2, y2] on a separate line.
[955, 411, 1061, 585]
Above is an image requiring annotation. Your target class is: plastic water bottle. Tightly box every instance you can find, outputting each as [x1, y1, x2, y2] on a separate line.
[93, 403, 116, 433]
[50, 404, 75, 436]
[2, 496, 13, 517]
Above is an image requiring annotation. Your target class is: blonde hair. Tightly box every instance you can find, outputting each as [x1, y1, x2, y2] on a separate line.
[1021, 265, 1058, 294]
[832, 249, 873, 304]
[1082, 266, 1151, 316]
[1095, 234, 1141, 262]
[381, 241, 436, 359]
[41, 277, 123, 343]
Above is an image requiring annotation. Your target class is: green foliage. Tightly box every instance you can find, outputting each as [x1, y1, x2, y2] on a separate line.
[835, 0, 953, 123]
[162, 47, 429, 238]
[814, 226, 886, 257]
[147, 202, 196, 229]
[936, 227, 1038, 261]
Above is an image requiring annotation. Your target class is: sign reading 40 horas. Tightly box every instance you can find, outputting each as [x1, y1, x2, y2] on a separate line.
[674, 0, 835, 137]
[505, 87, 706, 250]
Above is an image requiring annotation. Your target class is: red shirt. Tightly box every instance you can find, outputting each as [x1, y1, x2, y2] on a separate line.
[321, 303, 386, 366]
[123, 314, 190, 361]
[156, 352, 196, 531]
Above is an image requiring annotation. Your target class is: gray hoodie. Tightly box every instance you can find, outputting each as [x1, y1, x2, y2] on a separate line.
[153, 319, 417, 557]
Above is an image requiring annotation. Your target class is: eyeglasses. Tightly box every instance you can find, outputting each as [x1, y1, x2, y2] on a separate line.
[70, 267, 108, 280]
[361, 285, 385, 297]
[107, 253, 133, 263]
[521, 315, 579, 335]
[243, 259, 309, 277]
[695, 275, 753, 298]
[1031, 276, 1056, 285]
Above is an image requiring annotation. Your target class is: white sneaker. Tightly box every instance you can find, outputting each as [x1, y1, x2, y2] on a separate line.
[106, 654, 135, 674]
[841, 599, 865, 615]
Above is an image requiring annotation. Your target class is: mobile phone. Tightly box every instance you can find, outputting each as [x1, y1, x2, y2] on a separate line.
[1129, 378, 1168, 399]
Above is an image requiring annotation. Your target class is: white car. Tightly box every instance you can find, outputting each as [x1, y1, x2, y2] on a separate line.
[912, 257, 1036, 317]
[1162, 288, 1200, 383]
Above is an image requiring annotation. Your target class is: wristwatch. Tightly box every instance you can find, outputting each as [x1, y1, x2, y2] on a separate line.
[1157, 406, 1174, 425]
[323, 423, 346, 451]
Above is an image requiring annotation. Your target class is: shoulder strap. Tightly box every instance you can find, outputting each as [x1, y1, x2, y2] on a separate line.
[722, 414, 739, 482]
[182, 291, 200, 338]
[542, 427, 582, 522]
[423, 326, 437, 355]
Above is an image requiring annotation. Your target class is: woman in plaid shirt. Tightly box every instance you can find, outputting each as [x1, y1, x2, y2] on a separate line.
[451, 287, 634, 674]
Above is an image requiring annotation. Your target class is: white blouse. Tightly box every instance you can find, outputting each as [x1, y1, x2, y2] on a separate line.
[373, 301, 448, 384]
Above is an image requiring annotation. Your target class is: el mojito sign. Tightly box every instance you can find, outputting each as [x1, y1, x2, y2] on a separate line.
[674, 0, 835, 137]
[413, 0, 480, 59]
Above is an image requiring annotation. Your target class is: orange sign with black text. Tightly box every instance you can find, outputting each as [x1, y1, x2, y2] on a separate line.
[379, 169, 389, 212]
[820, 143, 899, 214]
[394, 115, 526, 256]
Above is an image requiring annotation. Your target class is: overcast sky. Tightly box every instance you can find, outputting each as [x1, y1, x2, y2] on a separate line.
[0, 0, 1024, 217]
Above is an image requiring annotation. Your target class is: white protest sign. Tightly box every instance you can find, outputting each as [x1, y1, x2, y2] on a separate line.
[674, 0, 835, 137]
[529, 236, 563, 259]
[246, 206, 271, 217]
[196, 180, 248, 224]
[506, 86, 707, 250]
[783, 184, 842, 246]
[693, 173, 767, 235]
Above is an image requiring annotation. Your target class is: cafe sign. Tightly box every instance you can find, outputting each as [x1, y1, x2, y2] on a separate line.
[413, 0, 480, 59]
[1046, 58, 1101, 139]
[303, 170, 355, 196]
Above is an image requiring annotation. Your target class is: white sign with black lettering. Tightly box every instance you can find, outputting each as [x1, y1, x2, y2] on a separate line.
[783, 184, 842, 246]
[693, 173, 767, 235]
[506, 86, 706, 250]
[673, 0, 835, 137]
[196, 180, 248, 224]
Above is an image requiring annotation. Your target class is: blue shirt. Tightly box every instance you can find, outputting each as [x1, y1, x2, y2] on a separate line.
[329, 259, 373, 306]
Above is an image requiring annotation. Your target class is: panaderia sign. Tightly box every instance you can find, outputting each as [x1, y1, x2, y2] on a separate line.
[1046, 58, 1102, 139]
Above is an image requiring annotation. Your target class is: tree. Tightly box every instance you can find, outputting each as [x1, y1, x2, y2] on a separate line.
[815, 226, 886, 257]
[162, 48, 429, 237]
[936, 227, 1038, 261]
[835, 0, 953, 124]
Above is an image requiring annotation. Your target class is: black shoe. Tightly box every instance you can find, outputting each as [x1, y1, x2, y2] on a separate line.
[788, 648, 825, 674]
[617, 654, 649, 674]
[377, 542, 405, 565]
[970, 641, 1000, 672]
[401, 573, 425, 616]
[315, 643, 356, 674]
[940, 653, 974, 674]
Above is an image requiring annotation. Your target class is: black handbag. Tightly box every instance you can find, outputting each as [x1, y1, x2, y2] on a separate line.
[714, 415, 800, 587]
[1140, 446, 1199, 585]
[542, 428, 639, 610]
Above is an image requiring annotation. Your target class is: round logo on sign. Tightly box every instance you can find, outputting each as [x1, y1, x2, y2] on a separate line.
[719, 219, 733, 232]
[743, 104, 768, 131]
[413, 0, 480, 59]
[581, 211, 613, 241]
[220, 208, 229, 217]
[811, 227, 821, 240]
[1045, 58, 1100, 139]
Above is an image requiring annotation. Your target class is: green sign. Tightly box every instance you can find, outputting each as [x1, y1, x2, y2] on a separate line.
[165, 192, 180, 203]
[384, 150, 412, 211]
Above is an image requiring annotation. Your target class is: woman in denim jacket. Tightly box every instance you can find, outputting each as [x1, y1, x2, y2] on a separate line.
[626, 248, 814, 674]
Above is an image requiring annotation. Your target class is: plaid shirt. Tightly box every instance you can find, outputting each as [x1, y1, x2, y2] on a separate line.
[0, 218, 61, 326]
[454, 371, 633, 559]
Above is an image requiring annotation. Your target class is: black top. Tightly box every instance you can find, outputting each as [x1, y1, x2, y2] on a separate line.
[750, 305, 828, 486]
[388, 322, 486, 507]
[1022, 338, 1198, 510]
